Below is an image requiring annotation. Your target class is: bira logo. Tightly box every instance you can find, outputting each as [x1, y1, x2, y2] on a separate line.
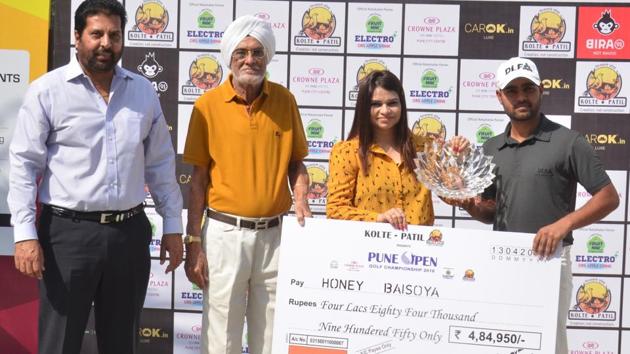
[594, 10, 620, 36]
[354, 13, 396, 50]
[412, 115, 446, 140]
[577, 64, 627, 107]
[186, 9, 223, 45]
[137, 52, 168, 95]
[568, 279, 616, 321]
[409, 69, 452, 105]
[128, 1, 174, 42]
[294, 4, 341, 47]
[349, 60, 387, 100]
[181, 54, 223, 97]
[523, 8, 571, 52]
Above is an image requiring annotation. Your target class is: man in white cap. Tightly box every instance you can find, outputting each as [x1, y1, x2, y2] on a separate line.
[182, 15, 311, 354]
[450, 57, 619, 353]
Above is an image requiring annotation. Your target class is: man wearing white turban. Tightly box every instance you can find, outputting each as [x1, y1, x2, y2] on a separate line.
[182, 15, 312, 354]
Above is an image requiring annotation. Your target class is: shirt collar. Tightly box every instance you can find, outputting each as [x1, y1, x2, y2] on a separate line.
[65, 55, 132, 82]
[499, 114, 552, 149]
[220, 73, 270, 103]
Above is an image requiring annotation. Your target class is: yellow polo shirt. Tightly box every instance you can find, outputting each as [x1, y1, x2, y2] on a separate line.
[326, 137, 434, 225]
[183, 77, 308, 217]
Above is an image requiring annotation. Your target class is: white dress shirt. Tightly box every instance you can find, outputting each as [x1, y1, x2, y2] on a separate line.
[8, 57, 183, 242]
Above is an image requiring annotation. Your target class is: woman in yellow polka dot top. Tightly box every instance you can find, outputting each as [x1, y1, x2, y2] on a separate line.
[326, 70, 467, 230]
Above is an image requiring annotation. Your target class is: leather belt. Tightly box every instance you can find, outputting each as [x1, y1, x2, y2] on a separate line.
[45, 204, 144, 224]
[206, 209, 281, 230]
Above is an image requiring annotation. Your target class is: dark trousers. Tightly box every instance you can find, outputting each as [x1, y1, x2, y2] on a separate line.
[37, 207, 152, 354]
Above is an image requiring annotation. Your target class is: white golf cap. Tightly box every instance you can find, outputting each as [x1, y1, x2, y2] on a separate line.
[496, 57, 541, 89]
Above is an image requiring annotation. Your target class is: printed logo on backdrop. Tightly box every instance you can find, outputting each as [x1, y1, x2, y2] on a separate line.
[184, 9, 223, 46]
[409, 68, 453, 106]
[180, 283, 203, 307]
[307, 165, 328, 205]
[427, 229, 444, 246]
[352, 13, 397, 50]
[523, 9, 570, 52]
[254, 12, 287, 30]
[366, 249, 439, 275]
[577, 64, 626, 108]
[585, 131, 627, 152]
[568, 279, 616, 321]
[575, 234, 618, 271]
[411, 114, 446, 140]
[349, 59, 388, 101]
[404, 4, 460, 56]
[577, 7, 630, 59]
[137, 52, 168, 96]
[476, 124, 495, 144]
[294, 5, 341, 47]
[181, 54, 223, 98]
[128, 1, 174, 43]
[306, 119, 336, 156]
[464, 22, 515, 40]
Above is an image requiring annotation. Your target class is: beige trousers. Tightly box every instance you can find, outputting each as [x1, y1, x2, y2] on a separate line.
[556, 245, 572, 354]
[201, 216, 281, 354]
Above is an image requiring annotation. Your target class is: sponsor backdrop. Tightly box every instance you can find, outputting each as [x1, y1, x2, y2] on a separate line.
[42, 0, 630, 352]
[0, 1, 51, 353]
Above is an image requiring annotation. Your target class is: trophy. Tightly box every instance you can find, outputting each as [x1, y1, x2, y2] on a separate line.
[414, 140, 495, 200]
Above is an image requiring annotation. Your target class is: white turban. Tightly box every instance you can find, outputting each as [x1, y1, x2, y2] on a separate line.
[220, 15, 276, 66]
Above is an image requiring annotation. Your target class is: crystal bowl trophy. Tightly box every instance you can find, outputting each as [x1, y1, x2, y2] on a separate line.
[414, 140, 496, 200]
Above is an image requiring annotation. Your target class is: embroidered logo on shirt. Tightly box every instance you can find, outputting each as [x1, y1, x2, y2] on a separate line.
[535, 167, 553, 177]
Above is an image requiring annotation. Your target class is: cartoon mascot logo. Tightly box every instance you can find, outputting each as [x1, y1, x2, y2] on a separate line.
[189, 56, 222, 90]
[586, 65, 622, 101]
[134, 1, 169, 35]
[302, 5, 336, 40]
[529, 9, 566, 45]
[575, 280, 611, 315]
[412, 115, 446, 140]
[307, 165, 328, 199]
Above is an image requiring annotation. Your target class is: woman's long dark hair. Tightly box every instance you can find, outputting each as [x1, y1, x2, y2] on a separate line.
[347, 70, 416, 176]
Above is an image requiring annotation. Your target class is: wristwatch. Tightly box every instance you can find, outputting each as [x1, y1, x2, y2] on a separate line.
[183, 235, 202, 244]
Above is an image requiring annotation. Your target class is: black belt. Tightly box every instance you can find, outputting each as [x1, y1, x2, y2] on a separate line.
[206, 209, 281, 230]
[45, 204, 144, 224]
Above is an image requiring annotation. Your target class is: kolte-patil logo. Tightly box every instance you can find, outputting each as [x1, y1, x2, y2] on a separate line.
[577, 64, 627, 107]
[186, 9, 223, 45]
[426, 229, 444, 246]
[306, 119, 336, 155]
[137, 52, 168, 95]
[367, 251, 438, 272]
[349, 59, 388, 100]
[354, 13, 397, 50]
[181, 54, 223, 97]
[128, 1, 174, 42]
[523, 8, 571, 52]
[294, 4, 341, 47]
[307, 165, 328, 202]
[463, 22, 515, 40]
[568, 279, 616, 321]
[575, 234, 617, 270]
[476, 124, 495, 144]
[409, 69, 452, 105]
[411, 114, 446, 140]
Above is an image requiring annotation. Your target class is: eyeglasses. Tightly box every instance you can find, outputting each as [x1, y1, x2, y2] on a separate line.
[231, 48, 265, 61]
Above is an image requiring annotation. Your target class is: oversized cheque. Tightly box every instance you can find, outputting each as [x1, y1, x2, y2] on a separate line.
[271, 217, 561, 354]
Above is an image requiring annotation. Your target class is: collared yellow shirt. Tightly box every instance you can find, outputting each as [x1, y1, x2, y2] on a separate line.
[326, 137, 434, 225]
[183, 76, 308, 217]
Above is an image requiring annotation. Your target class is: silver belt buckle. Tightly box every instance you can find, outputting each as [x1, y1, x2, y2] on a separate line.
[100, 213, 112, 224]
[254, 219, 269, 230]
